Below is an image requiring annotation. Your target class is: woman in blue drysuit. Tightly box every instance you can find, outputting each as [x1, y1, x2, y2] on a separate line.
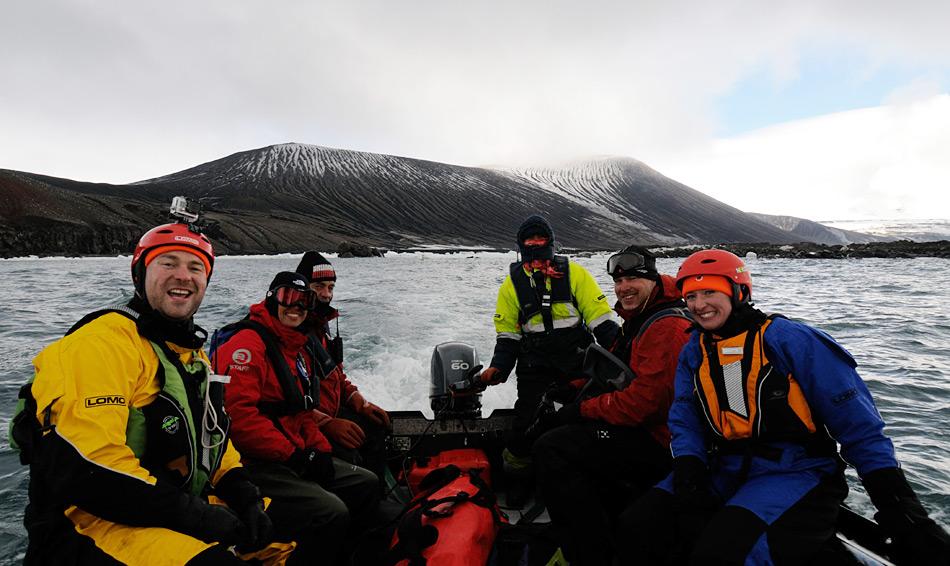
[619, 249, 949, 565]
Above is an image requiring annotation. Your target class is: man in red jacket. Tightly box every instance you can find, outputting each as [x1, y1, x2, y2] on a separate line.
[532, 245, 694, 566]
[213, 271, 379, 565]
[295, 252, 391, 492]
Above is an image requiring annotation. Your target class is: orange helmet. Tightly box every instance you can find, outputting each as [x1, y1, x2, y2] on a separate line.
[131, 222, 215, 287]
[675, 249, 751, 302]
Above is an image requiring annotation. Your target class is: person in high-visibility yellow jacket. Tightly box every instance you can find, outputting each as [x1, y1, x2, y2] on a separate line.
[479, 215, 620, 459]
[13, 220, 284, 565]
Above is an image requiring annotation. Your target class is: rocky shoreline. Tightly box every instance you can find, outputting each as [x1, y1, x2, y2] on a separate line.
[652, 240, 950, 259]
[4, 240, 948, 261]
[400, 240, 950, 259]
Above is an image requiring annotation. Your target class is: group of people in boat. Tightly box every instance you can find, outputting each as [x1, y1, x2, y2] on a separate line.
[14, 219, 391, 565]
[477, 215, 949, 565]
[12, 211, 950, 565]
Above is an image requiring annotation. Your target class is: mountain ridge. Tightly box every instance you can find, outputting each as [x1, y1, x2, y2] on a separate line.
[1, 143, 851, 257]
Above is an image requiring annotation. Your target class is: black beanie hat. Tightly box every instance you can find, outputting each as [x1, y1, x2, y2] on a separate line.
[517, 215, 555, 261]
[295, 251, 336, 283]
[265, 271, 311, 316]
[517, 215, 555, 244]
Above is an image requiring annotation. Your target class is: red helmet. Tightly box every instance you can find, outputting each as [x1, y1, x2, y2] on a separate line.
[675, 249, 751, 301]
[131, 222, 215, 284]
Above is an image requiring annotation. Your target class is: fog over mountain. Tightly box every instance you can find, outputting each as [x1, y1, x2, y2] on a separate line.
[747, 214, 895, 245]
[1, 143, 857, 257]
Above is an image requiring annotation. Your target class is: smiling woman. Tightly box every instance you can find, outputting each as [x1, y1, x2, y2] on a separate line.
[619, 250, 950, 564]
[210, 269, 380, 564]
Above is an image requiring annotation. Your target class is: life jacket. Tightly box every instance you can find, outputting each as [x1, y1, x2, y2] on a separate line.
[693, 315, 835, 455]
[385, 463, 504, 566]
[210, 318, 319, 416]
[509, 257, 592, 366]
[11, 307, 229, 497]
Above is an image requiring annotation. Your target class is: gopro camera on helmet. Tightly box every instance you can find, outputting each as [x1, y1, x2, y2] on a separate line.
[169, 196, 201, 224]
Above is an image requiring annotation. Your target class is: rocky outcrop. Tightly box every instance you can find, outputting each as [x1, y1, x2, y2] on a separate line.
[337, 241, 385, 258]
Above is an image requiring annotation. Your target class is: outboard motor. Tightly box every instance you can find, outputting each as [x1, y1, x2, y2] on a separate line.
[430, 342, 483, 418]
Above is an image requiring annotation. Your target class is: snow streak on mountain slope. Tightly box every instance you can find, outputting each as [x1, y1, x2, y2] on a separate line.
[501, 159, 651, 234]
[140, 143, 641, 249]
[506, 156, 795, 245]
[3, 142, 808, 257]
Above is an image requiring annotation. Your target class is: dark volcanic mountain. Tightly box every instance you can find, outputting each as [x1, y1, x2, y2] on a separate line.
[2, 143, 803, 257]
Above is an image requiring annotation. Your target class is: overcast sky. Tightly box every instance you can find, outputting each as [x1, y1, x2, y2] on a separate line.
[2, 1, 949, 221]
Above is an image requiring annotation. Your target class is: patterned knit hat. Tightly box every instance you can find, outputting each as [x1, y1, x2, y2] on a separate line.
[295, 251, 336, 283]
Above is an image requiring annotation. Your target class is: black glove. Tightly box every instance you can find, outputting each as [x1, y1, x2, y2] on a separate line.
[546, 381, 580, 404]
[212, 470, 274, 553]
[288, 448, 336, 484]
[175, 493, 244, 546]
[672, 456, 719, 552]
[525, 402, 582, 442]
[592, 319, 620, 348]
[863, 467, 950, 565]
[237, 501, 274, 553]
[553, 403, 582, 426]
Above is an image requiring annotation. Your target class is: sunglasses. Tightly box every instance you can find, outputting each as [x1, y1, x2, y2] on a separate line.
[271, 286, 317, 311]
[606, 251, 649, 277]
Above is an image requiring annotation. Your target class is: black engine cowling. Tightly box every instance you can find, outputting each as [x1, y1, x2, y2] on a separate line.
[430, 341, 482, 418]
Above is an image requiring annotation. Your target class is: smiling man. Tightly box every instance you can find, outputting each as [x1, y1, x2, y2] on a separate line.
[532, 244, 693, 565]
[17, 219, 276, 565]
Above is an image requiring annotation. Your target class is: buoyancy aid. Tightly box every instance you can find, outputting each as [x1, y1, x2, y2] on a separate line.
[509, 257, 592, 365]
[693, 315, 835, 454]
[211, 318, 319, 416]
[14, 307, 230, 497]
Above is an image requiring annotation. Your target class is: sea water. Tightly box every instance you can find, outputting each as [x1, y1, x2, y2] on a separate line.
[0, 252, 948, 561]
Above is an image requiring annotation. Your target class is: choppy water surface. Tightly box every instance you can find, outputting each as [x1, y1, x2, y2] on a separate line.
[1, 253, 948, 561]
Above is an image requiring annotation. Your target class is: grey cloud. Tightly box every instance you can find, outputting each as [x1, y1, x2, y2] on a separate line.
[2, 0, 949, 187]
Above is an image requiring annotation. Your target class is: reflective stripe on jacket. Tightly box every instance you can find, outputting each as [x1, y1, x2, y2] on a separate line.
[694, 317, 819, 443]
[493, 259, 614, 337]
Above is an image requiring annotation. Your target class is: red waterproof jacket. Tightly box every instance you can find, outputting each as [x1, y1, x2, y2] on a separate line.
[214, 302, 332, 461]
[579, 274, 693, 447]
[310, 308, 362, 423]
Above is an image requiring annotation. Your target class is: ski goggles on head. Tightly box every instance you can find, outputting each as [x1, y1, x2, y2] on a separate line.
[606, 251, 652, 278]
[271, 286, 317, 311]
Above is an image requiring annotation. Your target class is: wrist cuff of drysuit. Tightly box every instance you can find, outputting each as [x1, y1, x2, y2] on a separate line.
[489, 337, 519, 375]
[862, 467, 919, 509]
